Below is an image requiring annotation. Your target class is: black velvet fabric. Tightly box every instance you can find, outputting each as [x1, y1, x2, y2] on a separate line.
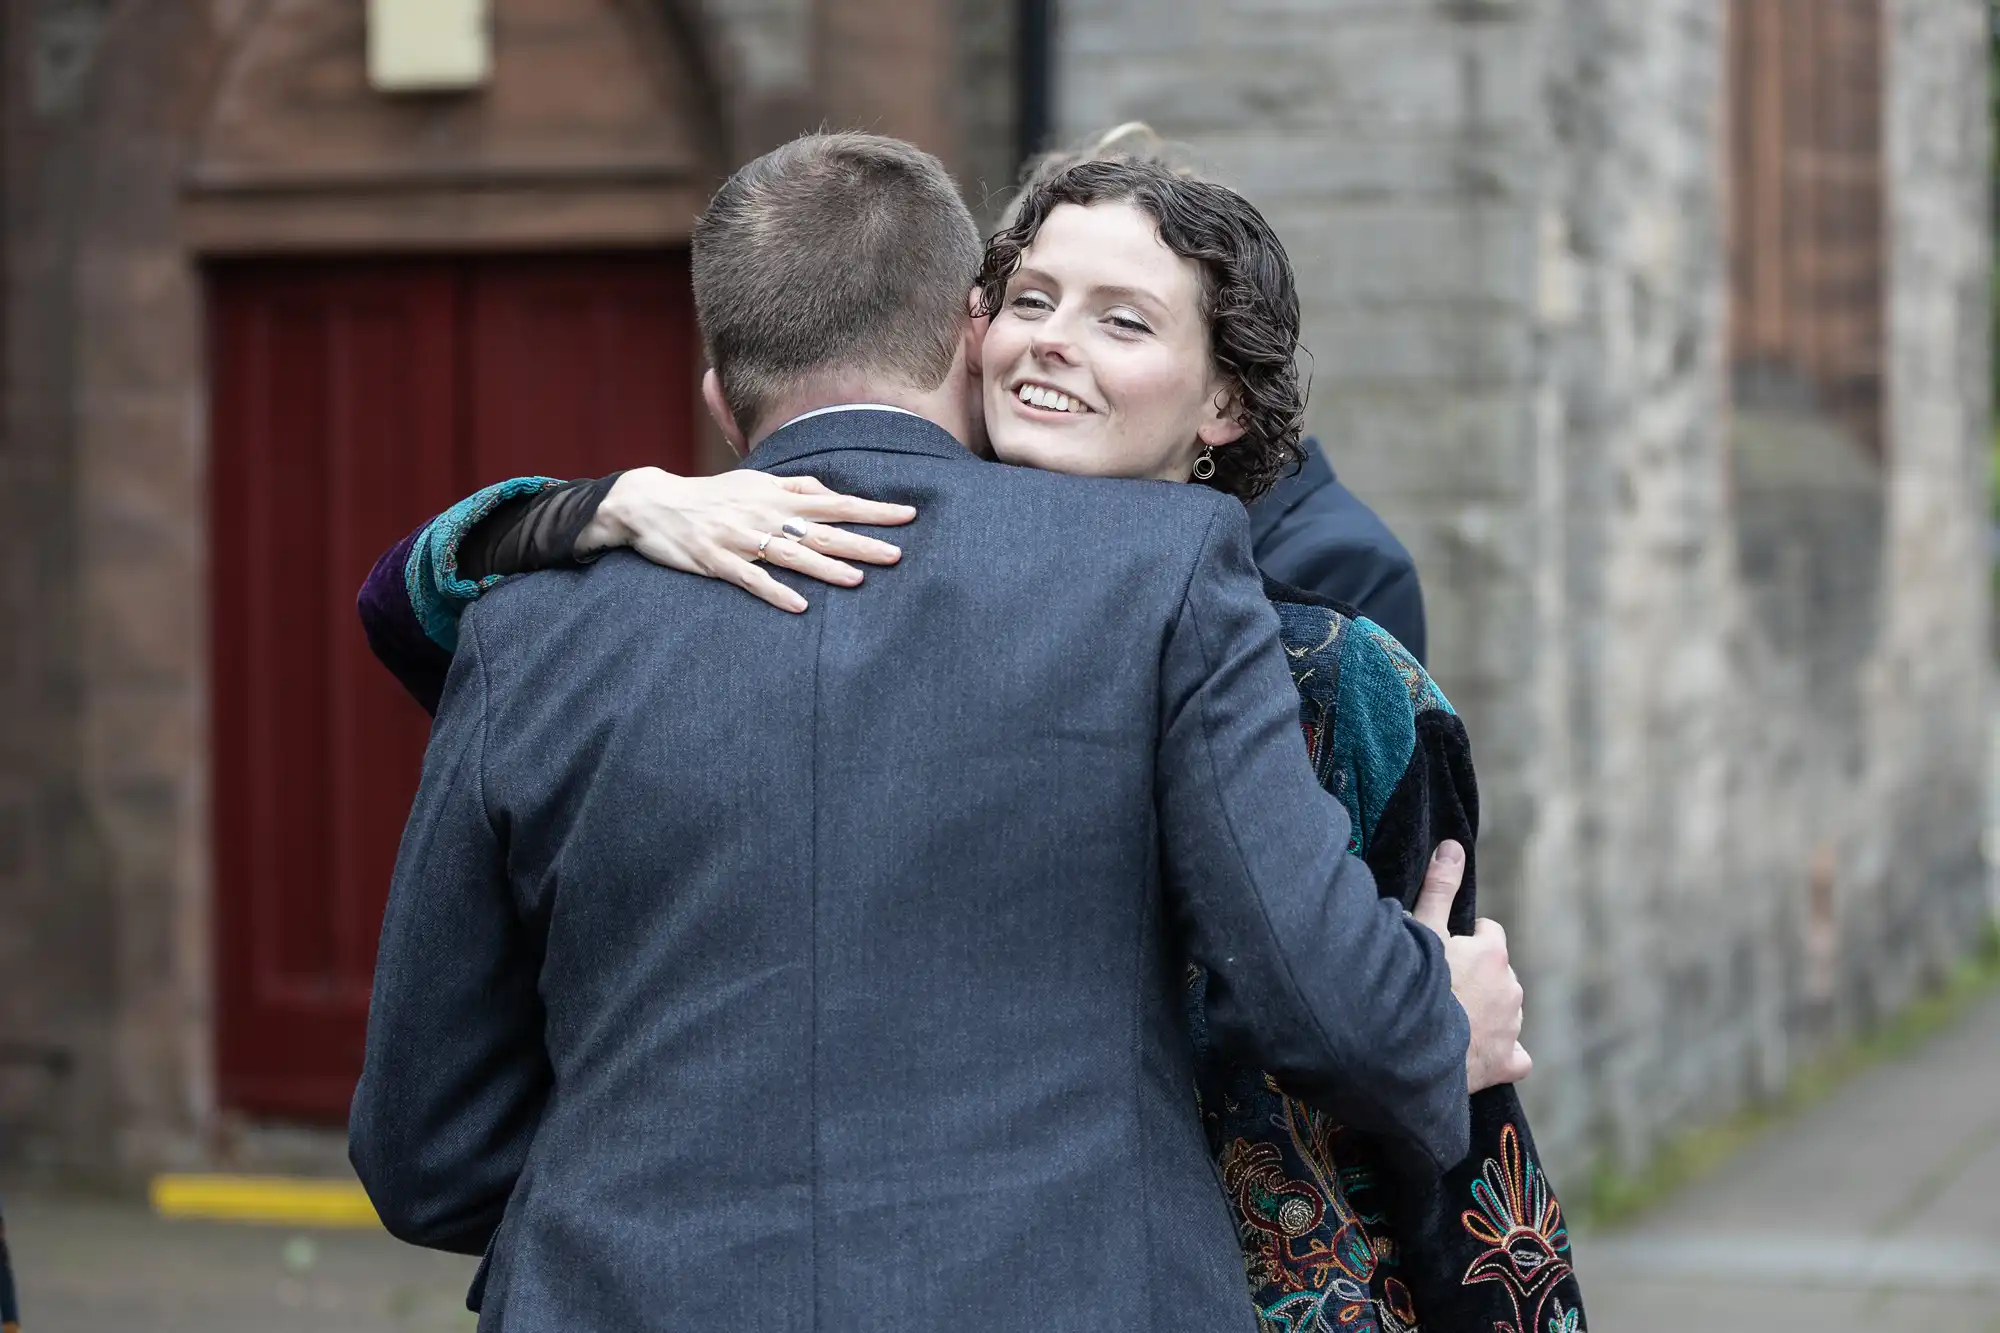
[1364, 713, 1584, 1333]
[456, 472, 623, 582]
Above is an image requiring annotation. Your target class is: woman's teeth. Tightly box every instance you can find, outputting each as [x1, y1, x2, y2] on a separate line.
[1018, 384, 1089, 414]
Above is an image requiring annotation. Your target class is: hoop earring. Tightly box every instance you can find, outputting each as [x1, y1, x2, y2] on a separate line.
[1191, 446, 1218, 482]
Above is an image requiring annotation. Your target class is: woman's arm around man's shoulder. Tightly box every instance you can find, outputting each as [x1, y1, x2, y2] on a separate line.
[356, 477, 571, 716]
[354, 468, 917, 717]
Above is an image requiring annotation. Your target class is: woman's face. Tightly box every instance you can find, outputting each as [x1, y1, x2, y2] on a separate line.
[979, 201, 1244, 484]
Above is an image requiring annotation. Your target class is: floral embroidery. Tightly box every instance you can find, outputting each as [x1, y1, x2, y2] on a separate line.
[1460, 1124, 1575, 1333]
[1212, 1080, 1417, 1333]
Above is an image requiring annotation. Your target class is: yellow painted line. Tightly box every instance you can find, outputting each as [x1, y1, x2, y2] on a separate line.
[149, 1174, 383, 1229]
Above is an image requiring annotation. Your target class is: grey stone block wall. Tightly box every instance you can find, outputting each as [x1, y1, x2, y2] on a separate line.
[1058, 0, 1993, 1181]
[1871, 0, 1992, 1003]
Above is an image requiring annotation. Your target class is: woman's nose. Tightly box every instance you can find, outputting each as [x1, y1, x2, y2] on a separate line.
[1031, 327, 1077, 366]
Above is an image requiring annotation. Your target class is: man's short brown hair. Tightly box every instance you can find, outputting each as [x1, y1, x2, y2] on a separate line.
[692, 132, 982, 433]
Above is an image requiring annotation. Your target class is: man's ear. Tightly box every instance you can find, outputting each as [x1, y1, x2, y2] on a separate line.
[702, 368, 749, 456]
[1197, 384, 1249, 449]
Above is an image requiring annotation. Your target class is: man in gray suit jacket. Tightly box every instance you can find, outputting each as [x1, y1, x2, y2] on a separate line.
[351, 133, 1527, 1331]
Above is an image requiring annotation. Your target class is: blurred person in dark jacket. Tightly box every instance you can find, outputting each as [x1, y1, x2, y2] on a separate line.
[1249, 435, 1428, 664]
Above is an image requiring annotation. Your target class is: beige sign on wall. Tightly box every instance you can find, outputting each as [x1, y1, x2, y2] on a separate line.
[367, 0, 491, 92]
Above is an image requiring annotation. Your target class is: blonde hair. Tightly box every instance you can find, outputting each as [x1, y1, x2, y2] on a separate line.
[995, 122, 1203, 232]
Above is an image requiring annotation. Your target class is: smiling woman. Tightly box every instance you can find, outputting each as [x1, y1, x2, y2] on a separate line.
[981, 201, 1243, 482]
[974, 156, 1308, 501]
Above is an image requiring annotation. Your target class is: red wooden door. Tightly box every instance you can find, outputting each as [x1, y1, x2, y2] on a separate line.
[210, 253, 698, 1121]
[469, 254, 698, 480]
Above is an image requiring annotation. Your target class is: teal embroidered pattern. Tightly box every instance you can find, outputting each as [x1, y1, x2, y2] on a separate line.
[1274, 603, 1456, 856]
[1275, 601, 1358, 844]
[1334, 615, 1453, 852]
[404, 477, 566, 651]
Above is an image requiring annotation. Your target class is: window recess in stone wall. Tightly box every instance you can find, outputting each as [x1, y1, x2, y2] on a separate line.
[1728, 0, 1886, 455]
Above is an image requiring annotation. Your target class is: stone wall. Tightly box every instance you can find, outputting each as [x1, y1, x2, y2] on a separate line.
[1535, 0, 1991, 1174]
[1056, 0, 1583, 1156]
[1535, 0, 1776, 1169]
[1058, 0, 1993, 1180]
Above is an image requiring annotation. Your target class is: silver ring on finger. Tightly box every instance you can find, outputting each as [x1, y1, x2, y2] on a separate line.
[780, 520, 810, 543]
[754, 532, 776, 562]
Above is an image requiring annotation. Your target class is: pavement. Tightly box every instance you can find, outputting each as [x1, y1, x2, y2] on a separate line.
[6, 991, 1997, 1331]
[3, 1188, 477, 1333]
[1578, 983, 2000, 1332]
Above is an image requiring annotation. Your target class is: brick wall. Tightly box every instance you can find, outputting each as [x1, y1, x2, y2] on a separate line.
[0, 0, 221, 1172]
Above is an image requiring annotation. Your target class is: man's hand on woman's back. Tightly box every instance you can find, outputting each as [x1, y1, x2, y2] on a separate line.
[1411, 841, 1533, 1094]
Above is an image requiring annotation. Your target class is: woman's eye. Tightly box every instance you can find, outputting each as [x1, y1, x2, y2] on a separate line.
[1107, 314, 1152, 335]
[1009, 292, 1055, 314]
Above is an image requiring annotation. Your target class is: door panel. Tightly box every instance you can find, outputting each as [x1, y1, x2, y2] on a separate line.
[467, 252, 699, 483]
[211, 252, 697, 1121]
[212, 262, 461, 1119]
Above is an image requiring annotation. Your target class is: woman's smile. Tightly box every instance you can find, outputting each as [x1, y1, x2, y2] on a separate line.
[1009, 379, 1097, 417]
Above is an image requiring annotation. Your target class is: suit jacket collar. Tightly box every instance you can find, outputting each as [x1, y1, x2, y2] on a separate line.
[741, 407, 973, 473]
[1247, 436, 1335, 545]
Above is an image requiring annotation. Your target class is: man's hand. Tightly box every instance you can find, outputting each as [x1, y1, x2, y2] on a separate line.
[1411, 841, 1532, 1093]
[578, 468, 917, 613]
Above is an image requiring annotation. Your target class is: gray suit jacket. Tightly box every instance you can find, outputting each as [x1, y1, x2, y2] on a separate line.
[350, 409, 1470, 1332]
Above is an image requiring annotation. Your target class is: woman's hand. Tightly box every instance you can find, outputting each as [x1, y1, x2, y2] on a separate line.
[575, 467, 917, 613]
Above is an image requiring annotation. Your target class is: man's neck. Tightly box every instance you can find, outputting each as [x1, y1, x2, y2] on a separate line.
[747, 379, 970, 451]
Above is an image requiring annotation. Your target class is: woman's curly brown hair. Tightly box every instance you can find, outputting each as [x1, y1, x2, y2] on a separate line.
[976, 156, 1307, 503]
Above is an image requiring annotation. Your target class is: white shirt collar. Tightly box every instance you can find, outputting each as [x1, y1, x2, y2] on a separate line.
[775, 403, 922, 431]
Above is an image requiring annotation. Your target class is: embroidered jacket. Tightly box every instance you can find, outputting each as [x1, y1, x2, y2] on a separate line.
[1193, 587, 1585, 1333]
[356, 481, 1586, 1333]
